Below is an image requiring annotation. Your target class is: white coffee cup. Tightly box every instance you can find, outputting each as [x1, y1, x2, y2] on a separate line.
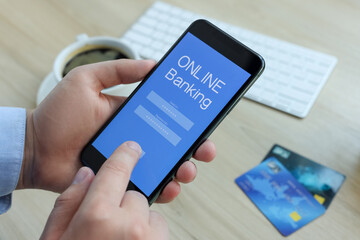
[37, 34, 140, 105]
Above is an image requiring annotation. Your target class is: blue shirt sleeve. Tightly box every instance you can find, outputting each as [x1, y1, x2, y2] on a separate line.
[0, 107, 26, 214]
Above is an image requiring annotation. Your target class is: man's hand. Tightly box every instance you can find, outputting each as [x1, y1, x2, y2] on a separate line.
[40, 141, 169, 240]
[18, 59, 216, 203]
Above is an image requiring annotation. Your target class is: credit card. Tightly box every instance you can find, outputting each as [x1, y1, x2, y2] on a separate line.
[263, 144, 346, 208]
[235, 157, 326, 236]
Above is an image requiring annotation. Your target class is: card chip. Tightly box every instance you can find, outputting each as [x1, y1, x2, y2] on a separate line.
[290, 211, 302, 222]
[314, 194, 325, 205]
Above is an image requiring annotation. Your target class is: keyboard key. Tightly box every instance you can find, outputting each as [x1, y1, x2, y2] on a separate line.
[141, 47, 155, 59]
[132, 24, 153, 36]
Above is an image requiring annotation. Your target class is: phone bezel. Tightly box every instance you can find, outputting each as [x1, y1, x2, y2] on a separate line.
[81, 19, 265, 204]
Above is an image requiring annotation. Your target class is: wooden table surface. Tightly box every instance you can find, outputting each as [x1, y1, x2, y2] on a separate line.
[0, 0, 359, 239]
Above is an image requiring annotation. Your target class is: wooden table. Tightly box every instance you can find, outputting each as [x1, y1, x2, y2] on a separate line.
[1, 0, 359, 239]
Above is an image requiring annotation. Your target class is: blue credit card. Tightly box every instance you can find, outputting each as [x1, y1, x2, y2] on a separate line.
[235, 157, 326, 236]
[263, 144, 346, 209]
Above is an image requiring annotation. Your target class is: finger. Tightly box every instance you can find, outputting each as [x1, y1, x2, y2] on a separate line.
[192, 139, 216, 162]
[155, 180, 181, 204]
[121, 191, 149, 219]
[73, 59, 156, 91]
[40, 167, 94, 240]
[175, 161, 197, 183]
[83, 141, 142, 206]
[149, 211, 169, 239]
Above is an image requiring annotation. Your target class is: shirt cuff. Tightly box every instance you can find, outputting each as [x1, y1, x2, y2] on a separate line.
[0, 107, 26, 214]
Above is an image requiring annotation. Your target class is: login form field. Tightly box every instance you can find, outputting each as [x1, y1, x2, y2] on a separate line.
[93, 32, 251, 196]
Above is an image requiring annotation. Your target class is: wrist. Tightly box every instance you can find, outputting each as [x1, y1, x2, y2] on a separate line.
[17, 109, 35, 190]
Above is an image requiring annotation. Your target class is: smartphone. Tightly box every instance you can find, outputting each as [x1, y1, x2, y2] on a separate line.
[81, 19, 265, 204]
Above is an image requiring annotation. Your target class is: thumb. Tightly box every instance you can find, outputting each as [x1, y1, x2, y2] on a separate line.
[40, 167, 95, 240]
[73, 59, 156, 92]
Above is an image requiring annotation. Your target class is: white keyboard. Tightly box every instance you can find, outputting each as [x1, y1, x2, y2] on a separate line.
[121, 1, 337, 118]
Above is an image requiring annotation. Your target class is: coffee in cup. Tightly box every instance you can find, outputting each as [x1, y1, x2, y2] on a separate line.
[62, 46, 129, 77]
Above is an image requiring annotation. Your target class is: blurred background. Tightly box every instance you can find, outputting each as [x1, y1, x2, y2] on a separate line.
[0, 0, 359, 239]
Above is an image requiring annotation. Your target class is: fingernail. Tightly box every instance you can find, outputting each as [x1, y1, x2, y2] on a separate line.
[72, 167, 89, 185]
[125, 141, 142, 156]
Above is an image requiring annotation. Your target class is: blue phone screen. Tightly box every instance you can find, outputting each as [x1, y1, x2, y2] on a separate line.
[93, 32, 251, 196]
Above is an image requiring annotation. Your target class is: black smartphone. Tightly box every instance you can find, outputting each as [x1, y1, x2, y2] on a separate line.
[81, 19, 265, 204]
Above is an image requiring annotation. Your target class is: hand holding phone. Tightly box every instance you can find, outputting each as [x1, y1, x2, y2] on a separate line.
[20, 57, 211, 205]
[82, 20, 265, 204]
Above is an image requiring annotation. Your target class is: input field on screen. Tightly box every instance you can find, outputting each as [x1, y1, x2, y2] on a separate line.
[146, 91, 194, 131]
[134, 105, 181, 146]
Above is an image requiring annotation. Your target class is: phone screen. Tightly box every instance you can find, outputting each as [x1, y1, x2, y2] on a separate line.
[92, 32, 251, 197]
